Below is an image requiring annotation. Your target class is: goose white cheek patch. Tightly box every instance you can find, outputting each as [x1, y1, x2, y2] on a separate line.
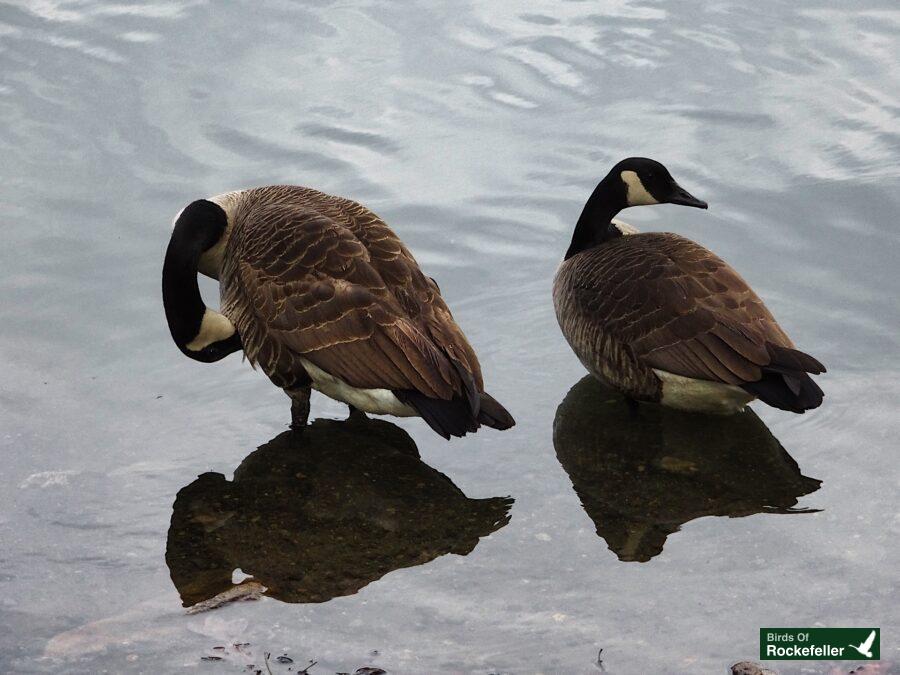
[621, 170, 659, 206]
[186, 309, 236, 351]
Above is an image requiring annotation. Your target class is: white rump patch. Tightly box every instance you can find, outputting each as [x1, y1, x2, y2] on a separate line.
[299, 358, 418, 417]
[653, 369, 755, 414]
[621, 170, 658, 206]
[185, 309, 237, 352]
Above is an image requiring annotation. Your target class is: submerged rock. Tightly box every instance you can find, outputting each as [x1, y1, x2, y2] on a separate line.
[732, 662, 778, 675]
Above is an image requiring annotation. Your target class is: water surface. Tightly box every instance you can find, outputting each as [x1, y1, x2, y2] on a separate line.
[1, 0, 898, 673]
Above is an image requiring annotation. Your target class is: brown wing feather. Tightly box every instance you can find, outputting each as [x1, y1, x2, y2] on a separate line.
[219, 187, 481, 400]
[315, 191, 484, 389]
[566, 233, 822, 385]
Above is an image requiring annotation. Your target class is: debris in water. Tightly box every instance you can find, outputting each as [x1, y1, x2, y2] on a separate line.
[731, 662, 778, 675]
[186, 580, 267, 614]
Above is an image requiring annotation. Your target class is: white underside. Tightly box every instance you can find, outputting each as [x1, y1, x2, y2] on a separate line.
[298, 358, 418, 416]
[653, 369, 755, 414]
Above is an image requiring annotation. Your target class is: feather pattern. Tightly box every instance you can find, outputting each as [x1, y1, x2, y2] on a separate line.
[213, 186, 511, 435]
[554, 231, 825, 411]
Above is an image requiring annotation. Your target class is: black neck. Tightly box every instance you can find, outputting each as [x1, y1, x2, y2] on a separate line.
[162, 200, 239, 362]
[564, 177, 626, 260]
[162, 229, 207, 353]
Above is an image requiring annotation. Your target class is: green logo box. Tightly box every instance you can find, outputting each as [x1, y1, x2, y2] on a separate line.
[760, 628, 880, 660]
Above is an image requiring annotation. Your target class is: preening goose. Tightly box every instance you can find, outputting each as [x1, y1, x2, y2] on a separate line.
[553, 158, 825, 414]
[162, 186, 515, 438]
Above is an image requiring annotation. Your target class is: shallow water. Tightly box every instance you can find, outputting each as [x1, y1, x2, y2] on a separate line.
[1, 0, 898, 673]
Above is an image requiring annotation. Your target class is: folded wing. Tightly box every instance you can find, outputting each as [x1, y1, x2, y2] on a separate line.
[569, 233, 825, 411]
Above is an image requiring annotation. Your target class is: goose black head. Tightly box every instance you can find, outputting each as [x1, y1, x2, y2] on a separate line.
[162, 199, 242, 363]
[609, 157, 708, 210]
[565, 157, 708, 259]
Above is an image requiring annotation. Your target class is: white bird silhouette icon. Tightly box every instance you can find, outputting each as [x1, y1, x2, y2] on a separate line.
[849, 630, 876, 658]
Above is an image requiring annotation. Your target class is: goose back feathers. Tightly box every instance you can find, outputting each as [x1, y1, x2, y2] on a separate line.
[164, 185, 514, 438]
[554, 232, 824, 412]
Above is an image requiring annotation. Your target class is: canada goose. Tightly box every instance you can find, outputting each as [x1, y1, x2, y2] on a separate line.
[162, 186, 515, 438]
[553, 158, 826, 414]
[553, 376, 820, 562]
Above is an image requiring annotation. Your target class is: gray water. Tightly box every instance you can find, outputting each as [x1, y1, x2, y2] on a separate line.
[1, 0, 898, 673]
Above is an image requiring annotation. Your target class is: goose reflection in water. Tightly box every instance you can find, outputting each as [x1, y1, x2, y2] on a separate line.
[553, 377, 822, 563]
[166, 416, 512, 608]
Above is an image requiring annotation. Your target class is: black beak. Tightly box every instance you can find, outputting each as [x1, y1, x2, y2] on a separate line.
[189, 331, 243, 363]
[667, 182, 708, 209]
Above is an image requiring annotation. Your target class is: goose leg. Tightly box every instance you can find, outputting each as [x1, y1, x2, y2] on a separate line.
[288, 385, 312, 430]
[347, 404, 367, 421]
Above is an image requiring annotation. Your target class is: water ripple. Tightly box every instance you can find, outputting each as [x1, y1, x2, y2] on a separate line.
[1, 1, 899, 671]
[296, 122, 402, 154]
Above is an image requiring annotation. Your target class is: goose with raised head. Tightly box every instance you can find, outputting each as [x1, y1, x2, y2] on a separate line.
[553, 158, 825, 414]
[162, 186, 515, 438]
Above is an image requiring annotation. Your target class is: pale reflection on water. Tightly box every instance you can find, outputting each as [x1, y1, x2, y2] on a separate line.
[1, 0, 898, 673]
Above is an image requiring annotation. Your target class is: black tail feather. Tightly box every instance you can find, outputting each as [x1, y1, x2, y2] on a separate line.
[478, 392, 516, 430]
[742, 368, 824, 413]
[394, 389, 479, 440]
[393, 389, 515, 439]
[767, 343, 826, 375]
[449, 358, 480, 417]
